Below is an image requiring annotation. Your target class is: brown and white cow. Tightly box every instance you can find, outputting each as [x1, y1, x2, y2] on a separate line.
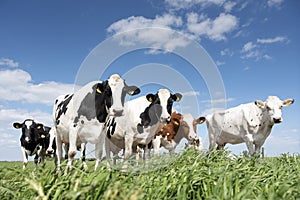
[150, 112, 206, 156]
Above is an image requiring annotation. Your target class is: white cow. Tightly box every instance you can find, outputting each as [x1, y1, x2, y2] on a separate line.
[206, 96, 294, 156]
[105, 89, 182, 166]
[51, 74, 140, 171]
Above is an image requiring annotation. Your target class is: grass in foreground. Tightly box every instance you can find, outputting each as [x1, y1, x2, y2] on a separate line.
[0, 149, 300, 200]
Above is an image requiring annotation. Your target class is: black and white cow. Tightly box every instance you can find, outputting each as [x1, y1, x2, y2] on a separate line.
[105, 89, 182, 166]
[51, 74, 140, 171]
[13, 119, 55, 169]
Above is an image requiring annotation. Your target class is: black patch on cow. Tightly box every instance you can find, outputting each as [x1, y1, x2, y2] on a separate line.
[55, 94, 73, 125]
[106, 118, 117, 139]
[74, 81, 112, 124]
[137, 93, 163, 133]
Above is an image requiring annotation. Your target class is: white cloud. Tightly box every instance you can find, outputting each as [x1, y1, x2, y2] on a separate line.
[107, 14, 193, 52]
[107, 14, 183, 34]
[0, 58, 19, 68]
[241, 50, 260, 60]
[181, 91, 200, 96]
[281, 129, 299, 134]
[257, 36, 287, 44]
[265, 134, 300, 156]
[267, 0, 285, 8]
[164, 0, 225, 10]
[220, 48, 234, 56]
[200, 107, 225, 116]
[0, 69, 77, 106]
[263, 54, 272, 60]
[224, 1, 236, 12]
[201, 97, 235, 104]
[187, 13, 238, 41]
[0, 108, 53, 127]
[215, 60, 225, 66]
[242, 41, 256, 52]
[243, 66, 251, 71]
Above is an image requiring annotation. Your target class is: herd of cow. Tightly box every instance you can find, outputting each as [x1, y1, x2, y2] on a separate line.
[12, 74, 294, 171]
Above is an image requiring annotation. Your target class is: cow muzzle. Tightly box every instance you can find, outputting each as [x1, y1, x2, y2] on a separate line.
[110, 108, 124, 116]
[273, 117, 282, 124]
[191, 137, 200, 146]
[46, 148, 55, 155]
[160, 116, 171, 124]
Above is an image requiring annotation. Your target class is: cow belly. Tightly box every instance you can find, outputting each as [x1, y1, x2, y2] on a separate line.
[217, 131, 244, 145]
[108, 138, 124, 153]
[78, 125, 104, 144]
[56, 126, 70, 144]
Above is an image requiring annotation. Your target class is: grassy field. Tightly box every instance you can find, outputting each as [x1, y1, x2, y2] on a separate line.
[0, 149, 300, 200]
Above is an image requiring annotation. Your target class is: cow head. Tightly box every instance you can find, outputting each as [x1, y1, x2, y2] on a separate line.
[155, 112, 182, 141]
[97, 74, 140, 117]
[180, 114, 205, 149]
[13, 119, 44, 145]
[145, 89, 182, 124]
[255, 96, 294, 124]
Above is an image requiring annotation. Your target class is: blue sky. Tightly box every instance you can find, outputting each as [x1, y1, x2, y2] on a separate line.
[0, 0, 299, 161]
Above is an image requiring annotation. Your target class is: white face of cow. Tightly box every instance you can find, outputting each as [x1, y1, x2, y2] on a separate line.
[146, 89, 182, 124]
[182, 114, 205, 148]
[255, 96, 294, 124]
[107, 74, 140, 116]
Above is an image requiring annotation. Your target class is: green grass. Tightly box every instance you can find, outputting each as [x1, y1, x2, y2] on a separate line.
[1, 149, 300, 200]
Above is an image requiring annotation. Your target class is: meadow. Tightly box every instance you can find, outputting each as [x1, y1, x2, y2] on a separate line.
[0, 149, 299, 200]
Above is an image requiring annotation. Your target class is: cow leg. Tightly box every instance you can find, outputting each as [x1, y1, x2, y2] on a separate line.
[244, 134, 255, 156]
[67, 124, 80, 171]
[80, 143, 88, 170]
[254, 143, 263, 157]
[208, 126, 217, 151]
[105, 137, 113, 167]
[124, 134, 133, 159]
[55, 134, 63, 172]
[94, 134, 104, 170]
[217, 144, 226, 150]
[152, 136, 161, 157]
[64, 144, 69, 159]
[21, 147, 28, 169]
[34, 153, 39, 170]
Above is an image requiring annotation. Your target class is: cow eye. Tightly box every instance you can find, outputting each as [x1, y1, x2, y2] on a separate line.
[266, 106, 271, 111]
[279, 106, 283, 110]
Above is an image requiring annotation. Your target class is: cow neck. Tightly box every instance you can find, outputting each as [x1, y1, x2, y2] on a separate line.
[21, 138, 39, 153]
[173, 121, 187, 144]
[75, 82, 111, 124]
[137, 97, 162, 133]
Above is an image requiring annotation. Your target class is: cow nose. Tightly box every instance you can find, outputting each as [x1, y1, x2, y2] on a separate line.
[273, 117, 282, 124]
[46, 149, 54, 155]
[161, 116, 171, 124]
[113, 109, 123, 116]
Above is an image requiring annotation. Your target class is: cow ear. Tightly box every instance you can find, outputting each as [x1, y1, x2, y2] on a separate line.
[172, 93, 182, 102]
[196, 117, 206, 124]
[146, 94, 155, 102]
[283, 98, 294, 107]
[173, 119, 180, 126]
[36, 124, 43, 130]
[13, 122, 22, 129]
[255, 100, 265, 108]
[96, 81, 107, 94]
[126, 86, 141, 96]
